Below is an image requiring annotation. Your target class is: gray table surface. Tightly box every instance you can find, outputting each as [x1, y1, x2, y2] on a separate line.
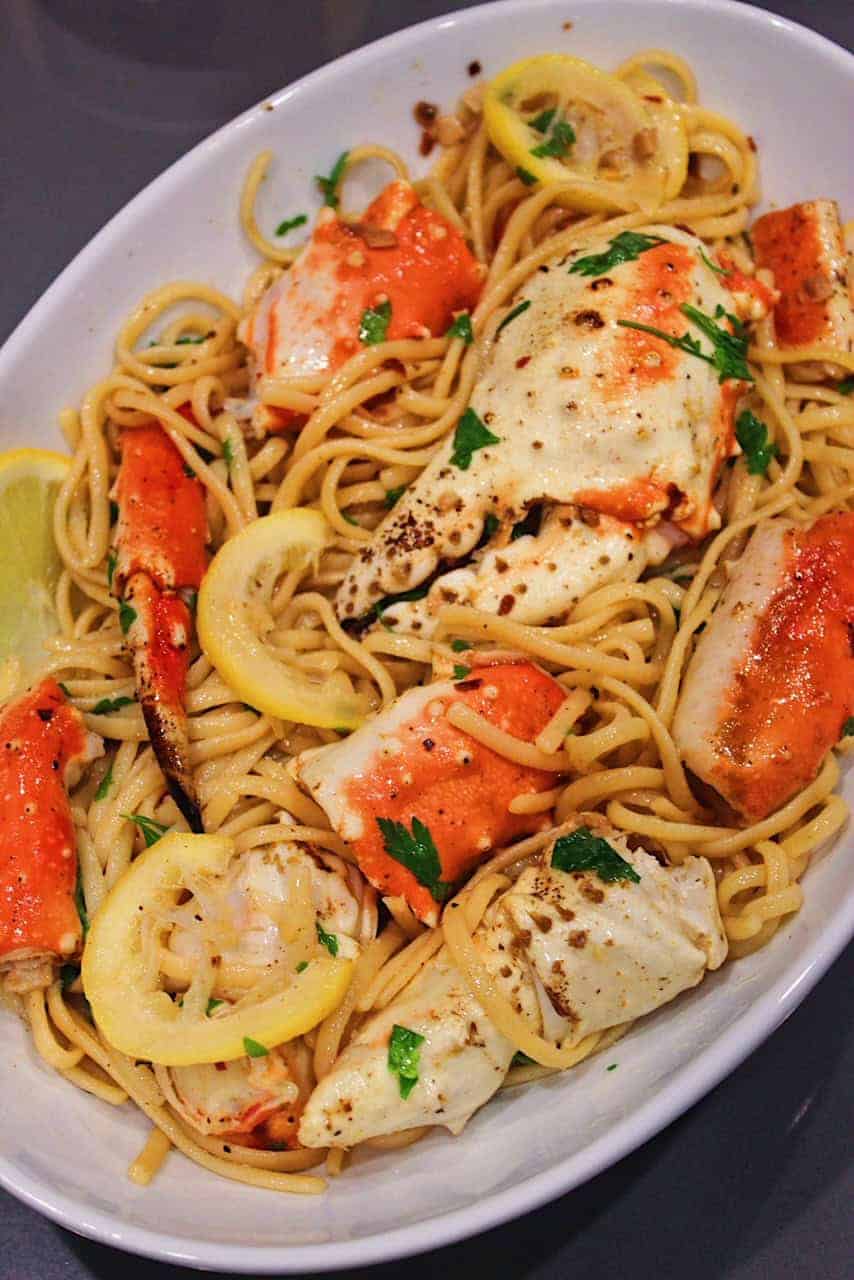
[2, 0, 854, 1276]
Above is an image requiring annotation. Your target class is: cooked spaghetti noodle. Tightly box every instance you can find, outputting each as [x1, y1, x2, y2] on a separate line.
[6, 47, 854, 1193]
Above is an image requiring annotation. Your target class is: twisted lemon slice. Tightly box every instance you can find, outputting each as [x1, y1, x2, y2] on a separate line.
[484, 54, 687, 212]
[83, 832, 353, 1065]
[197, 508, 366, 730]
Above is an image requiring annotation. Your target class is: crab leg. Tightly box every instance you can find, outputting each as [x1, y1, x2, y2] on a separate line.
[673, 512, 854, 822]
[113, 423, 208, 831]
[239, 180, 483, 434]
[293, 660, 568, 925]
[0, 678, 102, 992]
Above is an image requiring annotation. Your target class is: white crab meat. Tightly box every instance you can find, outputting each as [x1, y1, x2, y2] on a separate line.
[298, 821, 726, 1148]
[673, 512, 854, 823]
[336, 225, 746, 631]
[752, 200, 854, 381]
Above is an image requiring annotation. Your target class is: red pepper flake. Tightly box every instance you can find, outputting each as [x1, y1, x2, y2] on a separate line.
[498, 594, 515, 615]
[516, 355, 531, 368]
[747, 135, 757, 152]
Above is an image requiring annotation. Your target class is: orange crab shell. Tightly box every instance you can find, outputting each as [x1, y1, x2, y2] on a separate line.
[342, 661, 568, 924]
[0, 679, 89, 964]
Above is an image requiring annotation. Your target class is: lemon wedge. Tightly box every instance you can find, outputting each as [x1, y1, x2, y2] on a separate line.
[197, 508, 366, 730]
[0, 448, 69, 691]
[83, 832, 354, 1066]
[484, 54, 686, 212]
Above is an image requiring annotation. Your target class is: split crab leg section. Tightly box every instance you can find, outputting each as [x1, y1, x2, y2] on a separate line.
[0, 678, 102, 993]
[334, 226, 755, 636]
[238, 179, 484, 434]
[298, 817, 727, 1149]
[673, 511, 854, 823]
[113, 423, 208, 831]
[293, 660, 569, 925]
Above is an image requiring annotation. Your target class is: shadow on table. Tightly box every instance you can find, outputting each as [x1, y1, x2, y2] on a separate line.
[60, 943, 854, 1280]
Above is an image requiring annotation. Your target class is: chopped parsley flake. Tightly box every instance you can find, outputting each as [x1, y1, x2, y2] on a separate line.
[106, 550, 117, 587]
[222, 437, 234, 471]
[176, 334, 205, 345]
[842, 717, 854, 737]
[58, 682, 71, 697]
[243, 1037, 269, 1058]
[374, 582, 430, 628]
[74, 869, 89, 938]
[607, 1063, 618, 1072]
[94, 763, 114, 802]
[446, 312, 474, 344]
[92, 695, 134, 715]
[569, 231, 665, 278]
[60, 964, 80, 991]
[699, 247, 728, 277]
[530, 118, 576, 159]
[516, 166, 537, 186]
[384, 485, 406, 509]
[183, 463, 196, 478]
[296, 960, 309, 973]
[736, 410, 779, 475]
[551, 826, 640, 884]
[530, 107, 556, 134]
[377, 815, 452, 903]
[496, 299, 531, 335]
[453, 664, 471, 681]
[275, 213, 308, 237]
[110, 500, 119, 525]
[388, 1023, 425, 1099]
[451, 639, 472, 652]
[482, 512, 500, 540]
[206, 998, 224, 1016]
[118, 601, 137, 634]
[512, 1050, 535, 1067]
[450, 407, 500, 470]
[122, 812, 170, 848]
[315, 150, 349, 208]
[316, 919, 339, 956]
[617, 302, 753, 384]
[359, 299, 392, 345]
[837, 376, 854, 395]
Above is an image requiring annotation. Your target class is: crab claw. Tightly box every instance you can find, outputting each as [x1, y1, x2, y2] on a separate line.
[239, 180, 484, 433]
[114, 423, 207, 831]
[293, 660, 568, 925]
[0, 678, 102, 992]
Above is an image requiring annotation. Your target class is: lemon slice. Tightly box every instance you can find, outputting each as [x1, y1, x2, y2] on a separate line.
[484, 54, 686, 212]
[197, 508, 366, 731]
[0, 448, 69, 690]
[83, 832, 354, 1066]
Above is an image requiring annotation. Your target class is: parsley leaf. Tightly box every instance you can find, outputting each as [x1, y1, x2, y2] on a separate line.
[446, 312, 474, 344]
[377, 815, 452, 903]
[95, 763, 114, 802]
[222, 437, 234, 471]
[842, 717, 854, 737]
[118, 601, 137, 634]
[243, 1037, 269, 1058]
[607, 1062, 618, 1072]
[569, 231, 665, 278]
[374, 583, 430, 627]
[698, 247, 728, 278]
[511, 1050, 535, 1067]
[388, 1023, 425, 1100]
[122, 813, 170, 848]
[275, 213, 308, 237]
[482, 512, 500, 540]
[92, 695, 134, 715]
[206, 998, 224, 1016]
[837, 376, 854, 395]
[384, 485, 406, 509]
[617, 302, 753, 384]
[451, 638, 472, 652]
[316, 919, 339, 957]
[530, 107, 556, 134]
[74, 869, 89, 938]
[106, 550, 117, 587]
[315, 150, 349, 208]
[516, 166, 537, 186]
[296, 960, 309, 973]
[496, 299, 531, 335]
[735, 410, 779, 475]
[450, 407, 500, 470]
[359, 299, 391, 345]
[551, 827, 641, 884]
[530, 118, 575, 159]
[453, 664, 471, 680]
